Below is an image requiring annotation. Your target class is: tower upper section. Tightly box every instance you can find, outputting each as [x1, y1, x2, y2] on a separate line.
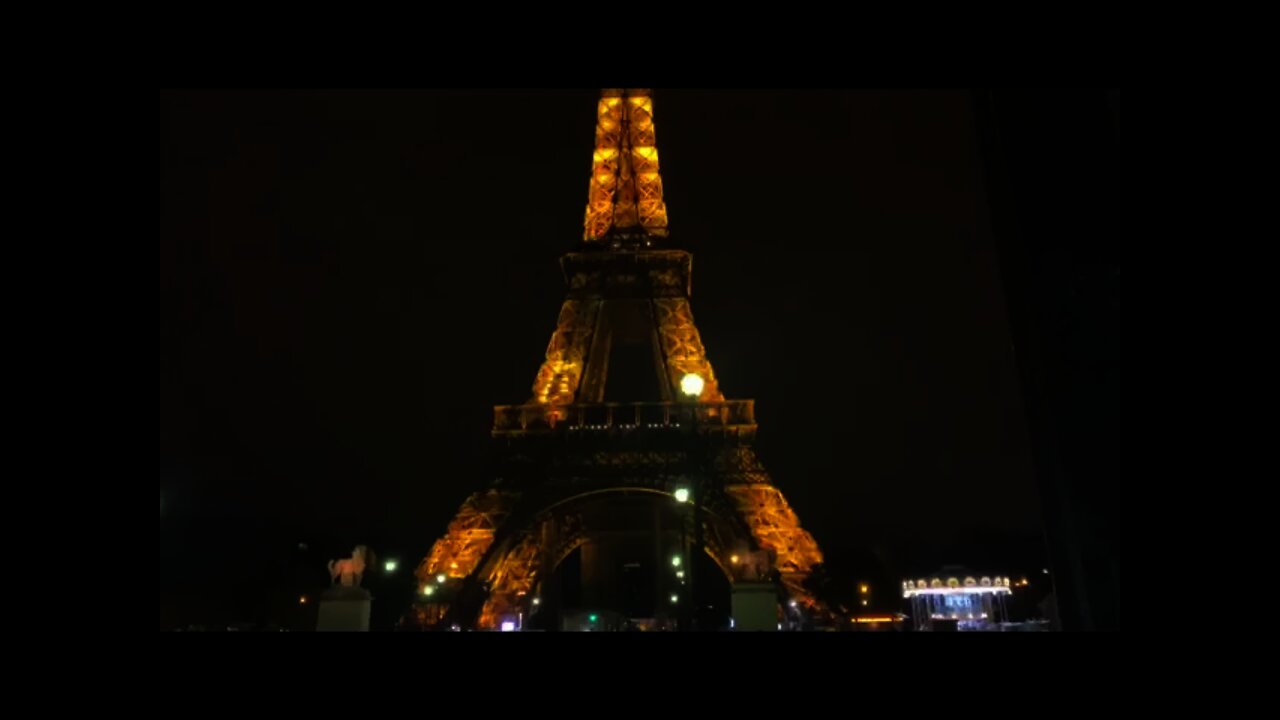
[583, 89, 670, 244]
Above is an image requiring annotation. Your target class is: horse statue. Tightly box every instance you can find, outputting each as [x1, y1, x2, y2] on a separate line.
[328, 545, 370, 587]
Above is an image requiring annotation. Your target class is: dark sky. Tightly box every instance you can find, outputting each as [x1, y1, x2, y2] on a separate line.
[162, 89, 1042, 587]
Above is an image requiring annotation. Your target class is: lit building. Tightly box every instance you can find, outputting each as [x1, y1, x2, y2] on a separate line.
[902, 570, 1012, 631]
[848, 613, 908, 632]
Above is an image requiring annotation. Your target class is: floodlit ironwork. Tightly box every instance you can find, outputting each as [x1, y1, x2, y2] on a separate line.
[413, 89, 825, 630]
[584, 89, 669, 243]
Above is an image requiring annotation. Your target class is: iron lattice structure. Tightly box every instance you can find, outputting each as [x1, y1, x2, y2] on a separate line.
[414, 89, 825, 630]
[584, 88, 669, 243]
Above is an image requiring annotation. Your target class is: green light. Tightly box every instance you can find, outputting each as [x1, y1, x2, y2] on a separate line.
[589, 614, 598, 623]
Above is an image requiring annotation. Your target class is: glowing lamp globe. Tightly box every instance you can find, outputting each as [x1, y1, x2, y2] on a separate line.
[680, 373, 704, 398]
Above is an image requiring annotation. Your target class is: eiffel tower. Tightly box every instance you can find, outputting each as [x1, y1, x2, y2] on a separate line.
[413, 89, 825, 631]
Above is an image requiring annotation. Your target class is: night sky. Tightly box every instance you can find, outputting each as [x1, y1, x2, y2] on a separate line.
[162, 89, 1044, 622]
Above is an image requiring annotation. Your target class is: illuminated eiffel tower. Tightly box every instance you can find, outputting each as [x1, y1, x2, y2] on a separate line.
[413, 89, 825, 631]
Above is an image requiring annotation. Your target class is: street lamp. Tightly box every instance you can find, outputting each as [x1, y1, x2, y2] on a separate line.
[676, 373, 705, 631]
[384, 560, 398, 573]
[680, 373, 704, 398]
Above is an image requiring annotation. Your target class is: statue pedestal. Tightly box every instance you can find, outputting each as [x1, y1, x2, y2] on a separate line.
[317, 586, 372, 632]
[731, 582, 779, 631]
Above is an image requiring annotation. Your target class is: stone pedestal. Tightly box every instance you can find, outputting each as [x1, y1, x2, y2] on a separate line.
[731, 582, 779, 631]
[317, 586, 372, 632]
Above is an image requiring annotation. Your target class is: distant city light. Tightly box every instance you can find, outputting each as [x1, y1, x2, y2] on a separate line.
[674, 488, 690, 503]
[1043, 568, 1050, 575]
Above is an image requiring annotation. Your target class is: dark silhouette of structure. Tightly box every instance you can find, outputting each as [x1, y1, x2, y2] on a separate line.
[974, 90, 1125, 631]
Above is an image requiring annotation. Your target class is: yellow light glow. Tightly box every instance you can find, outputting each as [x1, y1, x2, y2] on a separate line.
[436, 574, 447, 584]
[680, 373, 704, 397]
[299, 596, 307, 605]
[730, 555, 740, 565]
[859, 584, 869, 594]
